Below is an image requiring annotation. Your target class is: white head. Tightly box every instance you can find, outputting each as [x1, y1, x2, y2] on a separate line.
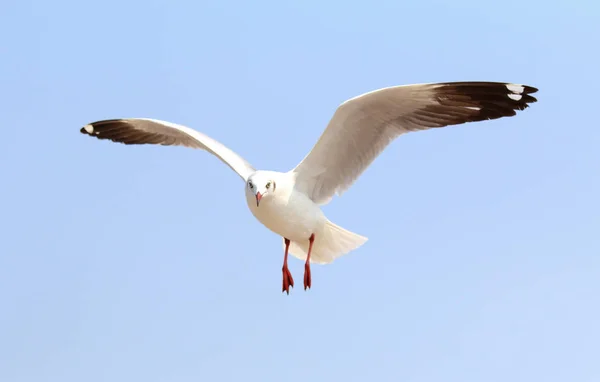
[245, 171, 277, 207]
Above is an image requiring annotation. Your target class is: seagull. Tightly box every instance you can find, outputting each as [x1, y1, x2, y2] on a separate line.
[80, 81, 537, 294]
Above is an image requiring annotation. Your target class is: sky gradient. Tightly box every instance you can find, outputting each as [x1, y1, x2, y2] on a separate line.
[1, 1, 599, 381]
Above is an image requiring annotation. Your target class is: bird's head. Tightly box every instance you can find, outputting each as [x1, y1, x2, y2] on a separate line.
[246, 172, 277, 207]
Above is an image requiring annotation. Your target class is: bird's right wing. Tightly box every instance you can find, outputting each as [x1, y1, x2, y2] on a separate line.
[291, 81, 538, 204]
[80, 118, 256, 181]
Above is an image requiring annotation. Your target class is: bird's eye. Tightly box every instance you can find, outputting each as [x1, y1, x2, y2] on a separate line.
[266, 182, 271, 189]
[248, 181, 253, 188]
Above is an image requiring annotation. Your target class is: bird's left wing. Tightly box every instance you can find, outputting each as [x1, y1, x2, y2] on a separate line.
[291, 81, 538, 204]
[80, 118, 255, 181]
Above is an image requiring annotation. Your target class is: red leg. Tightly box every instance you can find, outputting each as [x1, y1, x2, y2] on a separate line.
[304, 234, 315, 290]
[282, 238, 294, 294]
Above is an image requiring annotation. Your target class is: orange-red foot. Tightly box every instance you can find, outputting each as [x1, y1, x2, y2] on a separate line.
[304, 263, 312, 290]
[282, 265, 294, 294]
[304, 233, 315, 290]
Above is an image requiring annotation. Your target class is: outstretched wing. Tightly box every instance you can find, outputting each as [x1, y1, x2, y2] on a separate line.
[80, 118, 255, 181]
[291, 82, 538, 204]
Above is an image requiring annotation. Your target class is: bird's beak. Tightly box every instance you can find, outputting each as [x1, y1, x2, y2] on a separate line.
[255, 192, 262, 207]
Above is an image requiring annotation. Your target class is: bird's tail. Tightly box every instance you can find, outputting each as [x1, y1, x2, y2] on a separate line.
[286, 219, 368, 265]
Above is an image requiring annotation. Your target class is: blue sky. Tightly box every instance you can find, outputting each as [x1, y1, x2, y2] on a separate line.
[1, 0, 599, 381]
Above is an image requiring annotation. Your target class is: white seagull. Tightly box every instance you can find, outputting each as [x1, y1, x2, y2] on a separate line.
[80, 81, 538, 294]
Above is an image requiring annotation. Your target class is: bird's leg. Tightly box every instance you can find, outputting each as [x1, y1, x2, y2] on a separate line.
[282, 238, 294, 294]
[304, 234, 315, 290]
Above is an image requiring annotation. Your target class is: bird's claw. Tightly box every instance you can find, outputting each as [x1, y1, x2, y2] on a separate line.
[304, 263, 311, 290]
[282, 266, 294, 295]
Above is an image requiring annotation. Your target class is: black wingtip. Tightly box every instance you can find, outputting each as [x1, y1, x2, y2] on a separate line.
[80, 124, 95, 136]
[426, 81, 539, 125]
[521, 84, 539, 94]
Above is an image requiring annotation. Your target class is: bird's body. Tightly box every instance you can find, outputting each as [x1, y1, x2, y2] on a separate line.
[79, 81, 538, 294]
[243, 170, 367, 266]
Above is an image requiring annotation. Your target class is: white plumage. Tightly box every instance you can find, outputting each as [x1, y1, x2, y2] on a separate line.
[80, 81, 538, 293]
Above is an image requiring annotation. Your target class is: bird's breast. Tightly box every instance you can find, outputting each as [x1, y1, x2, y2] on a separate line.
[246, 189, 325, 242]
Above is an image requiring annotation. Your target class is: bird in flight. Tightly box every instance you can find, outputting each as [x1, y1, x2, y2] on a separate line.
[80, 81, 538, 294]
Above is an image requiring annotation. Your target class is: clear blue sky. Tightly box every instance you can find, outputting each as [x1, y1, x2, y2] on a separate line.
[1, 1, 599, 381]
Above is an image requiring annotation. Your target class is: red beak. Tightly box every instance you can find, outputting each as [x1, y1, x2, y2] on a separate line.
[256, 192, 262, 207]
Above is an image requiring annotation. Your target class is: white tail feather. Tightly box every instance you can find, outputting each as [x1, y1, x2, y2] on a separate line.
[285, 219, 368, 264]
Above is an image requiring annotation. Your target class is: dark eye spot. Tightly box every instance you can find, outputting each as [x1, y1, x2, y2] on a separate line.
[248, 181, 253, 188]
[266, 182, 271, 189]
